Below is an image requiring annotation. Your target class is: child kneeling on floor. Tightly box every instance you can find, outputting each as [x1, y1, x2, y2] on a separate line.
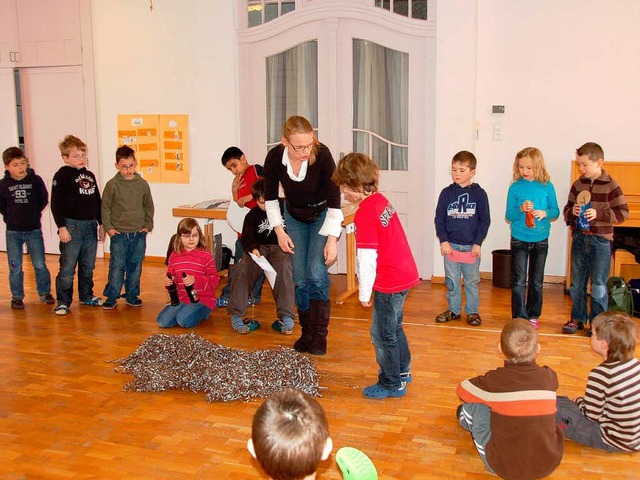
[228, 178, 295, 335]
[157, 218, 219, 328]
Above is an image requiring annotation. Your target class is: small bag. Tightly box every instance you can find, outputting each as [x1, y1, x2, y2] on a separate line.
[628, 278, 640, 318]
[607, 276, 634, 315]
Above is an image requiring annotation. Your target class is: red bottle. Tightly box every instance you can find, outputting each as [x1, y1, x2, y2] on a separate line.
[525, 210, 535, 228]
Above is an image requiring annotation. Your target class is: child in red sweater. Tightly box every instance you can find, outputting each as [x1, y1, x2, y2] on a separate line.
[157, 218, 219, 328]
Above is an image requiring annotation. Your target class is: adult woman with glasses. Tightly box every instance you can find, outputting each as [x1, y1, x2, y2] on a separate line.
[263, 115, 343, 355]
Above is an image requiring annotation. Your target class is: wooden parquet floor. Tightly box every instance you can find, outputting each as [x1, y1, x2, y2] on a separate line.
[0, 254, 639, 479]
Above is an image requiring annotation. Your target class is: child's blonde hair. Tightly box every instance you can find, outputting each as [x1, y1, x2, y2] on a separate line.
[500, 319, 539, 364]
[512, 147, 550, 184]
[172, 218, 207, 253]
[58, 135, 87, 156]
[282, 115, 319, 166]
[332, 152, 379, 195]
[591, 311, 638, 362]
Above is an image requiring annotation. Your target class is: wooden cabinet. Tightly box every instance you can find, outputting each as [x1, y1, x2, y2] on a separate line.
[0, 0, 18, 68]
[0, 0, 83, 68]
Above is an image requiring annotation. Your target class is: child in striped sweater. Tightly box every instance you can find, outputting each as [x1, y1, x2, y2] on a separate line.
[157, 218, 220, 328]
[562, 142, 628, 334]
[557, 311, 640, 452]
[456, 319, 564, 480]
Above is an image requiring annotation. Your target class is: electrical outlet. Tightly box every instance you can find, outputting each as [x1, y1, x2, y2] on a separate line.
[492, 123, 503, 141]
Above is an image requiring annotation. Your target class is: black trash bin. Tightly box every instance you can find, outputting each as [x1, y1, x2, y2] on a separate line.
[492, 249, 512, 289]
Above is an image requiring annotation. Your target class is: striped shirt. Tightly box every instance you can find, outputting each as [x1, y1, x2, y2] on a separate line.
[563, 169, 628, 241]
[457, 361, 564, 480]
[167, 248, 220, 310]
[576, 357, 640, 451]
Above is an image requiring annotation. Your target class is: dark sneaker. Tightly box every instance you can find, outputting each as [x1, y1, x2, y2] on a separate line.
[363, 382, 407, 399]
[125, 298, 143, 307]
[466, 313, 482, 326]
[80, 296, 104, 306]
[232, 317, 261, 334]
[562, 320, 578, 334]
[39, 293, 55, 304]
[271, 319, 294, 335]
[54, 304, 69, 316]
[435, 310, 461, 323]
[103, 299, 117, 310]
[11, 299, 25, 310]
[216, 297, 229, 308]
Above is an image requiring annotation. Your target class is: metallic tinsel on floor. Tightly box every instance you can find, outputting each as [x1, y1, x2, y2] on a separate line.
[111, 332, 319, 402]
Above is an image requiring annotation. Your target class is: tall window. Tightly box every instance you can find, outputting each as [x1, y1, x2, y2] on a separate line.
[266, 41, 318, 148]
[375, 0, 428, 20]
[353, 39, 408, 171]
[248, 1, 295, 27]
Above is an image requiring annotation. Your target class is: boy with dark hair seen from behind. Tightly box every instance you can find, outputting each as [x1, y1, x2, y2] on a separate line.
[248, 388, 333, 480]
[456, 319, 564, 480]
[217, 146, 264, 307]
[101, 145, 155, 310]
[51, 135, 104, 316]
[434, 150, 490, 326]
[333, 152, 420, 399]
[0, 146, 54, 309]
[562, 142, 628, 334]
[557, 311, 640, 452]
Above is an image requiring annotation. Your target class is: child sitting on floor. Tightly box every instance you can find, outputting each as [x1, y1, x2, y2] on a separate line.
[557, 311, 640, 452]
[456, 318, 564, 479]
[248, 388, 333, 480]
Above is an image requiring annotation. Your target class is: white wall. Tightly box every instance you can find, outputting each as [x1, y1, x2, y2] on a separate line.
[90, 0, 640, 275]
[433, 0, 640, 277]
[91, 0, 240, 257]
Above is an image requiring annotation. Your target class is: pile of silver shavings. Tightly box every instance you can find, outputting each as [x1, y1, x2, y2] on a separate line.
[111, 332, 319, 402]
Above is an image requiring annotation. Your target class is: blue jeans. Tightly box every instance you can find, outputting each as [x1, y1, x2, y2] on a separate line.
[156, 302, 211, 328]
[443, 243, 480, 315]
[55, 218, 98, 306]
[6, 229, 51, 299]
[510, 237, 549, 319]
[569, 232, 611, 323]
[220, 237, 264, 301]
[371, 290, 411, 390]
[284, 206, 330, 313]
[103, 232, 147, 302]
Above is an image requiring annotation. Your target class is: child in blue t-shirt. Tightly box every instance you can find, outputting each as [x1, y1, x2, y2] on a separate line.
[505, 147, 559, 330]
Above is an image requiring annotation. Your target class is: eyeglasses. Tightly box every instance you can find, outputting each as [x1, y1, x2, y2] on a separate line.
[180, 233, 200, 239]
[119, 164, 137, 170]
[68, 153, 88, 160]
[288, 141, 314, 153]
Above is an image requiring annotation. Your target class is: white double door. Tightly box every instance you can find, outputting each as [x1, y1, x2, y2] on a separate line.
[240, 17, 435, 277]
[0, 66, 98, 255]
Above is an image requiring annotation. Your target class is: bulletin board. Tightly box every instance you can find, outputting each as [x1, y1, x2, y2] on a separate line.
[117, 114, 189, 183]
